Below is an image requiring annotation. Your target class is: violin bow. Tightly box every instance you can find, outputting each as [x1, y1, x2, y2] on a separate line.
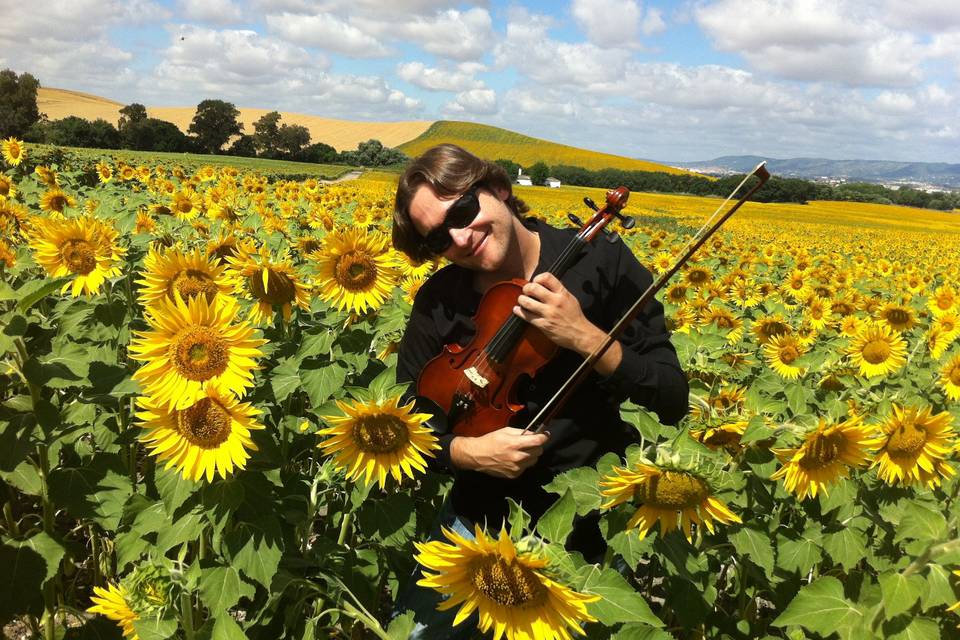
[524, 161, 770, 435]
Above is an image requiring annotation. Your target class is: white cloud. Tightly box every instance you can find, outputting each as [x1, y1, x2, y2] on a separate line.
[695, 0, 929, 87]
[265, 12, 391, 57]
[177, 0, 244, 25]
[444, 88, 497, 115]
[882, 0, 960, 32]
[361, 7, 494, 61]
[396, 61, 483, 92]
[571, 0, 643, 47]
[874, 91, 917, 114]
[641, 7, 666, 36]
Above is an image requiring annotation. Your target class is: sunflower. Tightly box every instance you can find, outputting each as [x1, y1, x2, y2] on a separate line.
[317, 395, 440, 488]
[600, 463, 740, 541]
[868, 405, 956, 488]
[136, 383, 264, 482]
[846, 322, 907, 378]
[87, 583, 140, 640]
[414, 524, 599, 640]
[664, 283, 688, 305]
[804, 296, 832, 331]
[690, 421, 747, 454]
[751, 313, 792, 345]
[39, 187, 77, 214]
[929, 285, 957, 317]
[839, 314, 863, 337]
[700, 305, 743, 343]
[1, 137, 24, 166]
[683, 264, 712, 289]
[138, 245, 233, 307]
[770, 416, 873, 500]
[763, 334, 806, 380]
[940, 354, 960, 401]
[311, 227, 398, 314]
[135, 211, 156, 234]
[170, 189, 202, 220]
[0, 173, 15, 199]
[95, 161, 113, 183]
[128, 293, 266, 411]
[878, 302, 916, 332]
[28, 215, 127, 297]
[783, 269, 811, 301]
[394, 250, 438, 281]
[0, 239, 15, 269]
[226, 245, 312, 325]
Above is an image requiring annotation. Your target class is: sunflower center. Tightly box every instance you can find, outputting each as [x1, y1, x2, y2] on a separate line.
[334, 252, 378, 292]
[937, 295, 953, 310]
[861, 339, 891, 364]
[762, 322, 789, 338]
[352, 414, 409, 454]
[779, 345, 799, 364]
[800, 431, 845, 468]
[171, 269, 219, 301]
[886, 309, 911, 325]
[714, 315, 734, 329]
[178, 199, 193, 214]
[702, 429, 741, 448]
[886, 423, 927, 459]
[950, 366, 960, 386]
[49, 195, 68, 212]
[687, 269, 708, 284]
[177, 398, 232, 447]
[637, 471, 709, 509]
[171, 326, 228, 381]
[249, 270, 297, 305]
[471, 556, 547, 608]
[60, 239, 97, 275]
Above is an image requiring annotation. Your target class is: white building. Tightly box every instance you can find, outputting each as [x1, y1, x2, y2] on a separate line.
[545, 177, 561, 188]
[516, 167, 532, 186]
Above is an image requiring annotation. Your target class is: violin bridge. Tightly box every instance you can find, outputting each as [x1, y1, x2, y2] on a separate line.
[463, 366, 489, 388]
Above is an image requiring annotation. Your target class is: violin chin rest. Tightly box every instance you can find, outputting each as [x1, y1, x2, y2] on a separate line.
[413, 395, 450, 435]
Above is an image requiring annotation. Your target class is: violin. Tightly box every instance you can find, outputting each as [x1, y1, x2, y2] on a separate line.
[415, 187, 634, 438]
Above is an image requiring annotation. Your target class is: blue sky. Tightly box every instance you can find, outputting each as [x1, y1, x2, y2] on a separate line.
[2, 0, 959, 163]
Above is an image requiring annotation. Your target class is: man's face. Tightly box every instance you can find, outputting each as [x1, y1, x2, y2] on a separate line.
[408, 183, 516, 273]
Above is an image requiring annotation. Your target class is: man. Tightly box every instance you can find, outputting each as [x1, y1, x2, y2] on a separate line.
[391, 144, 688, 635]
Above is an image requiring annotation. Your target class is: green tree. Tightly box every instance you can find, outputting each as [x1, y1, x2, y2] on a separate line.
[227, 134, 257, 157]
[188, 99, 243, 154]
[42, 116, 120, 149]
[495, 158, 521, 179]
[118, 103, 148, 132]
[528, 161, 549, 186]
[275, 124, 311, 158]
[123, 118, 191, 152]
[252, 111, 282, 158]
[296, 141, 338, 164]
[0, 69, 42, 138]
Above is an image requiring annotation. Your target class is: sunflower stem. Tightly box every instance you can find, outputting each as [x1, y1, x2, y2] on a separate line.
[37, 443, 58, 640]
[179, 591, 196, 640]
[337, 512, 353, 546]
[89, 524, 102, 587]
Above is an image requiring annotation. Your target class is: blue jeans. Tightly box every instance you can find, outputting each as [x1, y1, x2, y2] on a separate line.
[392, 499, 483, 640]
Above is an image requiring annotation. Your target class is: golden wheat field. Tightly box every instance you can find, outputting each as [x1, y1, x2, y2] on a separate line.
[2, 139, 960, 640]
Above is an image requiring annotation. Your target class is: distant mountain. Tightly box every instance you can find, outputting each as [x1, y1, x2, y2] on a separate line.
[667, 155, 960, 189]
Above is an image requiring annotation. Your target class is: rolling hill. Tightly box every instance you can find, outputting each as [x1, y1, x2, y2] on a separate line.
[399, 121, 692, 175]
[37, 87, 693, 175]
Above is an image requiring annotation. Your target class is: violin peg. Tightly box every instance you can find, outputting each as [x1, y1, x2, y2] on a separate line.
[618, 214, 636, 230]
[603, 229, 620, 244]
[582, 197, 599, 212]
[567, 213, 584, 227]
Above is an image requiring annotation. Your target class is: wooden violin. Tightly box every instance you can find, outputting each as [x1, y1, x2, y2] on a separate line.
[415, 187, 633, 438]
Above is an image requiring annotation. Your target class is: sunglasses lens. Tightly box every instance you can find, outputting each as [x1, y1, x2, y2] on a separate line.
[423, 190, 481, 254]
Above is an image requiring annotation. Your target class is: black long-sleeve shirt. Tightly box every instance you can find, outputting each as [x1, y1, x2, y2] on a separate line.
[396, 216, 688, 532]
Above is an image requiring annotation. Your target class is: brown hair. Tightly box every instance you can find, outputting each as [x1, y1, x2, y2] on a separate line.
[392, 143, 529, 262]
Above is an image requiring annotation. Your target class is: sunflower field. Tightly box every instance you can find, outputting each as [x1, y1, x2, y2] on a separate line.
[2, 137, 960, 640]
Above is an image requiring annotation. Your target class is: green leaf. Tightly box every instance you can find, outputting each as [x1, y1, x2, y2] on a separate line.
[155, 464, 196, 515]
[577, 565, 663, 627]
[301, 361, 348, 407]
[822, 527, 867, 571]
[772, 576, 864, 635]
[536, 488, 576, 544]
[200, 566, 243, 613]
[611, 624, 675, 640]
[17, 276, 73, 313]
[0, 460, 42, 496]
[884, 616, 940, 640]
[621, 403, 664, 441]
[506, 498, 531, 539]
[48, 456, 133, 529]
[543, 466, 602, 516]
[818, 478, 857, 515]
[225, 516, 283, 589]
[777, 534, 822, 575]
[896, 503, 947, 543]
[920, 564, 955, 611]
[729, 526, 775, 574]
[386, 612, 417, 640]
[156, 509, 204, 553]
[879, 571, 925, 618]
[132, 616, 179, 640]
[269, 358, 301, 402]
[740, 415, 774, 445]
[356, 493, 417, 546]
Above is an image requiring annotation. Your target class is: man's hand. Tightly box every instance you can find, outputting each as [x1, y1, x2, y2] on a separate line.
[513, 272, 624, 377]
[450, 428, 549, 479]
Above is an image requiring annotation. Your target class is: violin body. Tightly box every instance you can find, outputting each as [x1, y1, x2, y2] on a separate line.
[417, 278, 557, 437]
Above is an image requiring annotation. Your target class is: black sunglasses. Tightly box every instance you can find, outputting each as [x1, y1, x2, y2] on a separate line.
[421, 187, 481, 255]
